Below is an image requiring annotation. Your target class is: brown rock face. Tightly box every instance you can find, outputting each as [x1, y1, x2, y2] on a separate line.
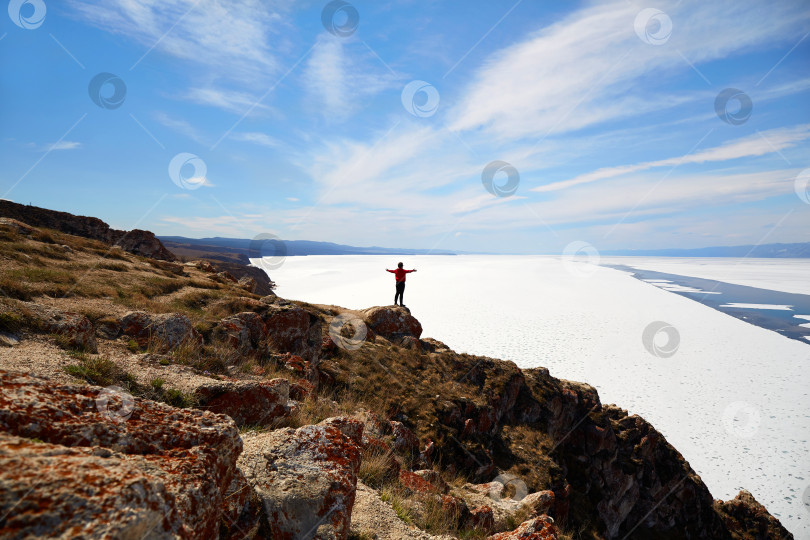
[361, 306, 422, 340]
[238, 417, 364, 540]
[0, 370, 242, 539]
[0, 200, 176, 260]
[263, 305, 322, 363]
[714, 490, 794, 540]
[213, 311, 267, 351]
[193, 378, 293, 427]
[120, 311, 202, 350]
[487, 516, 559, 540]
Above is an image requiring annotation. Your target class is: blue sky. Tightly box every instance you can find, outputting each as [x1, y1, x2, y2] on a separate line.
[1, 0, 809, 254]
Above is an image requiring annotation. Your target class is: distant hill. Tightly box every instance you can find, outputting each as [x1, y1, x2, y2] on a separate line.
[159, 236, 463, 264]
[600, 242, 810, 258]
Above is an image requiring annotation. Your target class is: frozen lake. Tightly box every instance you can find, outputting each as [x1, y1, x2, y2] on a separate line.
[259, 255, 810, 538]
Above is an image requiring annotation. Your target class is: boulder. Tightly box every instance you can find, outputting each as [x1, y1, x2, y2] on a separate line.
[238, 417, 364, 540]
[399, 471, 441, 495]
[217, 271, 238, 283]
[521, 490, 555, 517]
[467, 505, 495, 533]
[361, 306, 422, 340]
[195, 260, 217, 273]
[0, 370, 242, 538]
[24, 303, 97, 352]
[413, 469, 450, 494]
[0, 331, 19, 347]
[112, 229, 176, 261]
[487, 516, 559, 540]
[120, 311, 202, 350]
[193, 378, 293, 427]
[390, 420, 420, 454]
[263, 305, 322, 363]
[238, 276, 257, 293]
[214, 311, 267, 351]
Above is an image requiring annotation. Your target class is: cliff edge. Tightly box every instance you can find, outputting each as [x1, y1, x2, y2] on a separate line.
[0, 216, 794, 539]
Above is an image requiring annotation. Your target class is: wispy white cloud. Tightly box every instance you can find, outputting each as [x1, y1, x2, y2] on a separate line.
[50, 141, 82, 151]
[25, 141, 82, 151]
[302, 33, 401, 120]
[533, 124, 810, 192]
[153, 112, 205, 143]
[183, 87, 277, 117]
[67, 0, 290, 82]
[230, 132, 281, 149]
[447, 0, 810, 140]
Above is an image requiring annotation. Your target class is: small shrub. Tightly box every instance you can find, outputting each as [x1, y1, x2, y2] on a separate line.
[0, 278, 32, 300]
[126, 339, 140, 353]
[64, 356, 135, 388]
[359, 447, 399, 489]
[150, 377, 165, 390]
[164, 388, 195, 408]
[0, 312, 23, 333]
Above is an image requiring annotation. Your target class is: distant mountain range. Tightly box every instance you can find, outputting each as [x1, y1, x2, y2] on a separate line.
[158, 236, 463, 264]
[160, 236, 810, 263]
[600, 242, 810, 258]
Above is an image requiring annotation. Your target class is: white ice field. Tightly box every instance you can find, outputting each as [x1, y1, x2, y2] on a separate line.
[260, 255, 810, 538]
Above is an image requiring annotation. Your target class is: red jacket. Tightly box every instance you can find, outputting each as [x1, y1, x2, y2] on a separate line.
[387, 268, 414, 282]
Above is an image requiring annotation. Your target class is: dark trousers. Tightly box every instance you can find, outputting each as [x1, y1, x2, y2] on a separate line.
[394, 281, 405, 306]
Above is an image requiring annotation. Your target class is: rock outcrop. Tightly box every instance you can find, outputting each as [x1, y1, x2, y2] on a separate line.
[714, 490, 794, 540]
[0, 370, 241, 539]
[264, 304, 322, 363]
[361, 306, 422, 340]
[120, 311, 202, 350]
[22, 302, 98, 352]
[0, 200, 175, 260]
[193, 378, 293, 427]
[213, 311, 267, 352]
[238, 417, 364, 540]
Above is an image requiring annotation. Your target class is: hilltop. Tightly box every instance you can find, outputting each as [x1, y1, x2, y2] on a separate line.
[0, 205, 794, 540]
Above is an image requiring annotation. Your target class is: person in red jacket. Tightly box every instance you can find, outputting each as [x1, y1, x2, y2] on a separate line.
[386, 262, 417, 307]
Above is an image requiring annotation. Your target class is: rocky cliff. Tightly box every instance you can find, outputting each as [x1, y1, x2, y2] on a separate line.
[0, 218, 794, 540]
[0, 200, 176, 261]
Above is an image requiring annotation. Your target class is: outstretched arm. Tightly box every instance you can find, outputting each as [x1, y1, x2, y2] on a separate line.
[386, 269, 395, 273]
[406, 269, 417, 273]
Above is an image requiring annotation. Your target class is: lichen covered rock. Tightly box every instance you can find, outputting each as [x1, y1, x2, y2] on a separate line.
[0, 370, 242, 539]
[238, 416, 363, 540]
[361, 305, 422, 340]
